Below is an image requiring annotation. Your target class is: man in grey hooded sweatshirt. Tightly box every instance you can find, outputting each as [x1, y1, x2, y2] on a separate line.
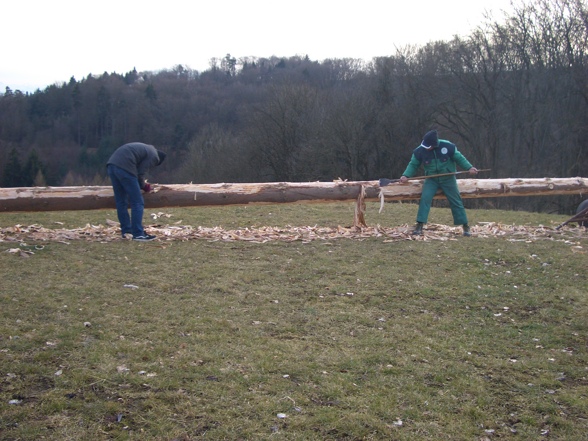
[107, 142, 166, 241]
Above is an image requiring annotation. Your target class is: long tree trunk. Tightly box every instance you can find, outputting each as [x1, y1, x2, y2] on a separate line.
[378, 177, 588, 200]
[0, 178, 586, 212]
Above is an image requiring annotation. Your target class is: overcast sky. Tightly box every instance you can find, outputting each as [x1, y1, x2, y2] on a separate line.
[1, 0, 515, 93]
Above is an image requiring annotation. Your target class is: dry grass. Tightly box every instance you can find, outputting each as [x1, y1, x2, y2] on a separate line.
[0, 202, 587, 440]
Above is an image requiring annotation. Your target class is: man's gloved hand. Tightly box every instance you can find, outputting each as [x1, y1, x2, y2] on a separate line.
[143, 183, 152, 193]
[399, 176, 409, 183]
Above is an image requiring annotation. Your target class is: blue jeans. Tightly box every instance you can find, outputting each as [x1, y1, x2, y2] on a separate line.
[107, 164, 145, 237]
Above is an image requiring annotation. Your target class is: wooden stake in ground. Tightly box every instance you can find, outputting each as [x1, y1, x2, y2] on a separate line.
[354, 185, 368, 228]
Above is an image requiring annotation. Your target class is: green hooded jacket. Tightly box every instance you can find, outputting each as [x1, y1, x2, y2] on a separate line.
[402, 139, 473, 178]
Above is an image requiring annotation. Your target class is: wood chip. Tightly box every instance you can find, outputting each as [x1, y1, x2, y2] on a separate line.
[0, 221, 584, 245]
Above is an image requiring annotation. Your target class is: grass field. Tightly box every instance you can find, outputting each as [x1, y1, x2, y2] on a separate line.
[1, 202, 587, 440]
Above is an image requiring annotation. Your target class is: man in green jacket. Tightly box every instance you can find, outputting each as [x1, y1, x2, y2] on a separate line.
[400, 130, 478, 236]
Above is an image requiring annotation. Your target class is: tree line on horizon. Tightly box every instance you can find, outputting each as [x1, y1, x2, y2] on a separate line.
[0, 0, 586, 213]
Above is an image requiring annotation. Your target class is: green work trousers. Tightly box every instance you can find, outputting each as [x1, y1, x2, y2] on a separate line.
[416, 177, 468, 225]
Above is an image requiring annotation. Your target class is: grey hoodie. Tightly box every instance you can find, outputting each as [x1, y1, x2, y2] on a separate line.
[107, 142, 161, 188]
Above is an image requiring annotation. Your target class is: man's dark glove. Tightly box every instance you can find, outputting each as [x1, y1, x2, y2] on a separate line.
[143, 183, 152, 193]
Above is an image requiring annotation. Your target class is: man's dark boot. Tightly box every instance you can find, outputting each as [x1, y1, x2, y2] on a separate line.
[412, 222, 424, 236]
[463, 224, 471, 237]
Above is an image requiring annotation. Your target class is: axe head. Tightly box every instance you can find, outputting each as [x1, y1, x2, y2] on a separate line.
[379, 178, 397, 187]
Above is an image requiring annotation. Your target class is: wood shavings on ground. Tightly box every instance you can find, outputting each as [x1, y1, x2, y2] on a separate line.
[0, 221, 585, 245]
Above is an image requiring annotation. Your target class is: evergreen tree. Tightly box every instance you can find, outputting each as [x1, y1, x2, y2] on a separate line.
[2, 148, 24, 187]
[23, 149, 46, 187]
[124, 67, 139, 85]
[145, 83, 157, 102]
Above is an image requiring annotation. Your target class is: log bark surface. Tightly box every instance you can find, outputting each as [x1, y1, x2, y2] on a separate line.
[0, 177, 586, 212]
[0, 181, 380, 212]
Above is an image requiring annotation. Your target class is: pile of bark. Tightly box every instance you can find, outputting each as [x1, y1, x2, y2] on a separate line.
[1, 219, 585, 249]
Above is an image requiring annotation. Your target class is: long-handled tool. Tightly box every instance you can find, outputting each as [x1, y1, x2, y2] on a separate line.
[379, 169, 491, 187]
[555, 205, 588, 230]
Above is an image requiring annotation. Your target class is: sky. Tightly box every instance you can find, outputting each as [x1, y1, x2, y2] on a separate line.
[1, 0, 515, 93]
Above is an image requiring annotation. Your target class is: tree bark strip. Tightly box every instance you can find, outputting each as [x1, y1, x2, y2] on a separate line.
[0, 177, 586, 212]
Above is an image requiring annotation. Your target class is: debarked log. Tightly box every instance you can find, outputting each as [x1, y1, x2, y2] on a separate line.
[0, 181, 381, 212]
[0, 177, 586, 212]
[378, 177, 588, 200]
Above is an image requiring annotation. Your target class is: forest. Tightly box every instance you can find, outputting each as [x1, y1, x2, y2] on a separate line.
[0, 0, 586, 213]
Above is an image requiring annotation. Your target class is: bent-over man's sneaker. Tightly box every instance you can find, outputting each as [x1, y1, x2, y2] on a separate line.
[462, 224, 471, 237]
[132, 234, 156, 242]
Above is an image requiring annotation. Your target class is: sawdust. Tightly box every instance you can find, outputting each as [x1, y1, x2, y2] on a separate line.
[0, 219, 585, 245]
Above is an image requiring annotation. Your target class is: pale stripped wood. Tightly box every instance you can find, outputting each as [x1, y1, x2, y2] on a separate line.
[0, 177, 586, 212]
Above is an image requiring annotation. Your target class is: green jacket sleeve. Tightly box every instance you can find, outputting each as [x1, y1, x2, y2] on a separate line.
[402, 154, 421, 178]
[453, 148, 473, 170]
